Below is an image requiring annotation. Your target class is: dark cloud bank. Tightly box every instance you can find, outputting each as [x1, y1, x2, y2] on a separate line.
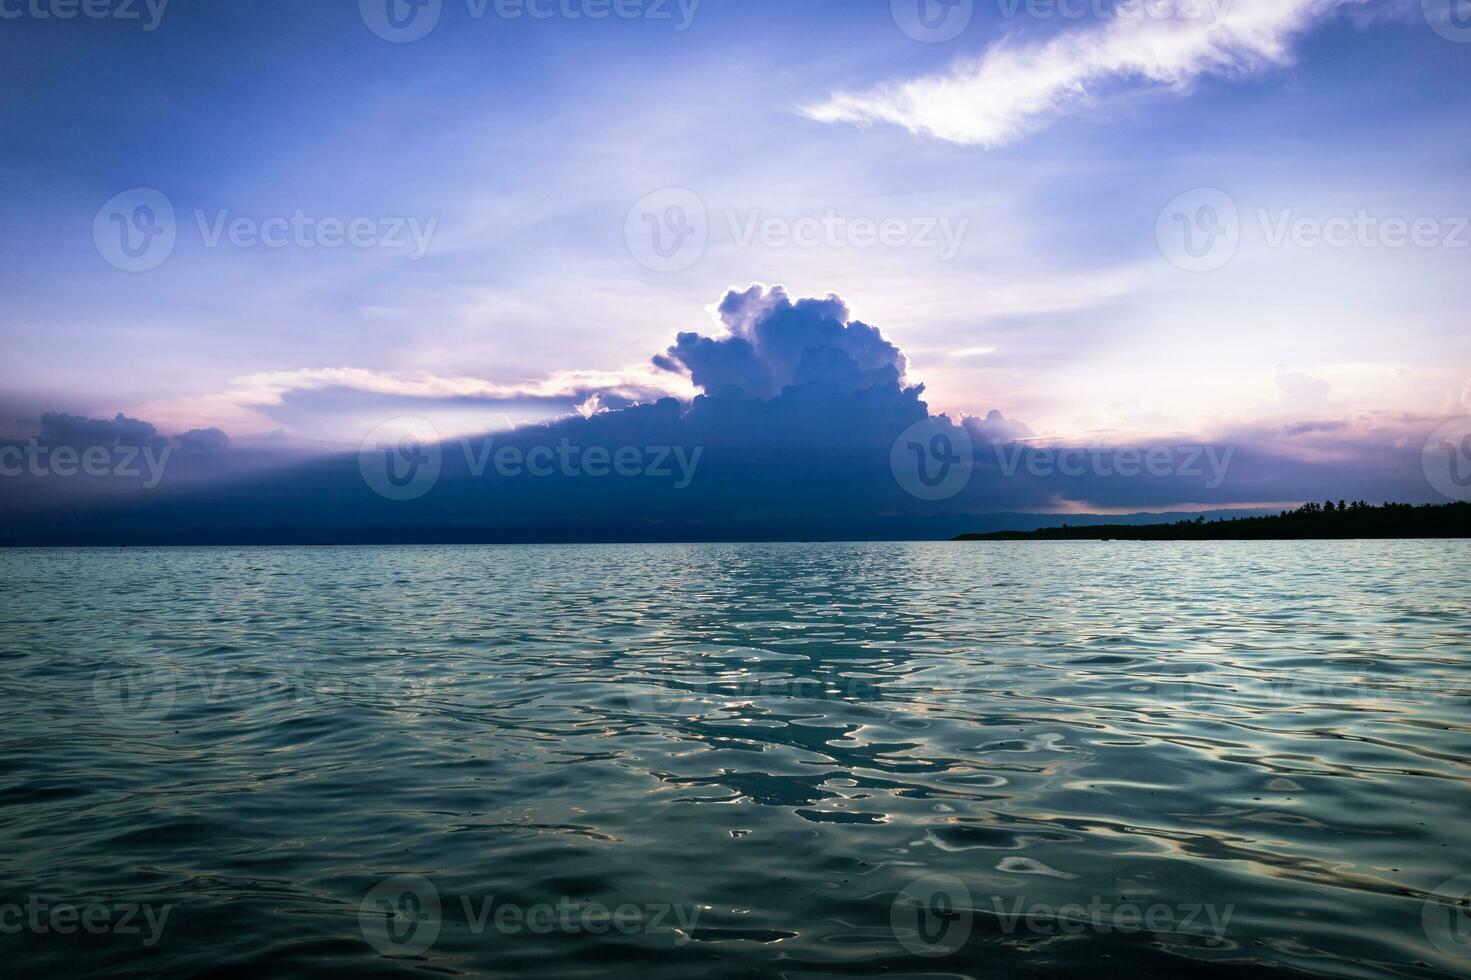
[0, 286, 1449, 546]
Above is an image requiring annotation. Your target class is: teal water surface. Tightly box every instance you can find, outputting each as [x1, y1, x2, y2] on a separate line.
[2, 542, 1470, 978]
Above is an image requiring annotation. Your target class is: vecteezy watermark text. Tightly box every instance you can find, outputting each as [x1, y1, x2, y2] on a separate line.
[94, 188, 436, 272]
[0, 897, 172, 946]
[622, 667, 966, 718]
[889, 416, 1236, 501]
[993, 443, 1234, 489]
[1166, 668, 1471, 709]
[990, 895, 1234, 941]
[889, 875, 1233, 958]
[193, 210, 436, 258]
[1157, 187, 1470, 272]
[459, 438, 702, 487]
[359, 875, 700, 957]
[92, 662, 418, 729]
[360, 0, 700, 43]
[0, 0, 168, 29]
[625, 188, 973, 272]
[1258, 209, 1470, 250]
[995, 0, 1230, 21]
[893, 0, 1227, 41]
[725, 209, 970, 260]
[359, 418, 703, 501]
[0, 440, 170, 487]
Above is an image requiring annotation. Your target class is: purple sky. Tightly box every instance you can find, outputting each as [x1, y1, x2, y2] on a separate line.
[3, 0, 1469, 517]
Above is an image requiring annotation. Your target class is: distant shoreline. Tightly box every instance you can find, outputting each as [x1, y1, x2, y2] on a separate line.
[955, 501, 1471, 541]
[4, 503, 1469, 548]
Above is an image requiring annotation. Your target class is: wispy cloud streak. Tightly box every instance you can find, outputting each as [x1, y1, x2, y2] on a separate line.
[803, 0, 1365, 146]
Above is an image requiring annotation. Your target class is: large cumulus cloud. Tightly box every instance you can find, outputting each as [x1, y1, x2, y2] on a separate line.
[658, 286, 908, 401]
[1, 286, 1458, 545]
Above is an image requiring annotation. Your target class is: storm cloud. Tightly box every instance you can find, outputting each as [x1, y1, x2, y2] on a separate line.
[1, 287, 1457, 545]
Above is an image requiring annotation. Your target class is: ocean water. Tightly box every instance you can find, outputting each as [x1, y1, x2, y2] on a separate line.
[2, 541, 1470, 979]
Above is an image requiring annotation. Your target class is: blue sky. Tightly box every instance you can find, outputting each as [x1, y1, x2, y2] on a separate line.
[2, 0, 1469, 501]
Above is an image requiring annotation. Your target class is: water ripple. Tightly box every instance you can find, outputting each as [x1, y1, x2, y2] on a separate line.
[1, 541, 1469, 977]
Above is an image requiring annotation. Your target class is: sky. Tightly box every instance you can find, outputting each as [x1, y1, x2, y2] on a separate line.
[2, 0, 1470, 536]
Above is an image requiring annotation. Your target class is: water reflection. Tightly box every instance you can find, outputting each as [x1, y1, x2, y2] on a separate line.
[1, 541, 1468, 976]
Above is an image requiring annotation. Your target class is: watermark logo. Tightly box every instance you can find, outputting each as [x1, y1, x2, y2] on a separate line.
[891, 418, 974, 501]
[626, 187, 708, 272]
[1424, 0, 1471, 43]
[891, 874, 972, 957]
[93, 665, 177, 729]
[361, 875, 442, 957]
[94, 188, 176, 272]
[892, 0, 973, 42]
[1157, 187, 1239, 273]
[359, 417, 444, 502]
[360, 0, 442, 42]
[1424, 875, 1471, 960]
[1424, 417, 1471, 502]
[621, 676, 706, 719]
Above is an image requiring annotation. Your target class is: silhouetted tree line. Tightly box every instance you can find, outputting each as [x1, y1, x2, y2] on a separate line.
[956, 501, 1471, 541]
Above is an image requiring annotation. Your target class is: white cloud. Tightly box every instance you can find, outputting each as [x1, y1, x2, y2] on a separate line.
[803, 0, 1364, 147]
[220, 365, 695, 406]
[133, 364, 698, 441]
[1274, 368, 1332, 408]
